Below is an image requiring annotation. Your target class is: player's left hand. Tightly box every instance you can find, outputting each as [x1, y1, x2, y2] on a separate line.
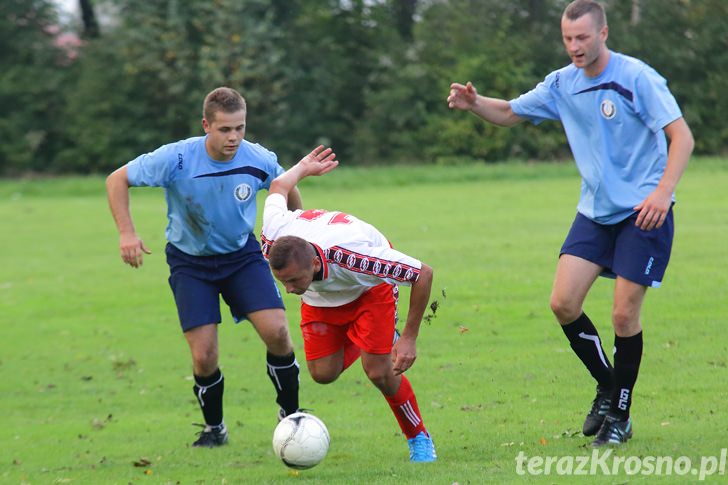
[391, 335, 417, 376]
[298, 145, 338, 176]
[634, 186, 672, 231]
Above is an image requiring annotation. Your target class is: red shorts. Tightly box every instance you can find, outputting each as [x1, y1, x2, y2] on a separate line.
[300, 283, 397, 361]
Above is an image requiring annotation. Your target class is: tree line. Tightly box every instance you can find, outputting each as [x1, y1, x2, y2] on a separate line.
[2, 0, 726, 176]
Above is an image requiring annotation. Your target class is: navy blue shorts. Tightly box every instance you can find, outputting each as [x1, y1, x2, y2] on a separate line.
[560, 208, 674, 288]
[166, 236, 285, 332]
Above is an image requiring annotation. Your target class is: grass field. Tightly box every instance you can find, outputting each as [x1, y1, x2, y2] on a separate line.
[2, 159, 727, 484]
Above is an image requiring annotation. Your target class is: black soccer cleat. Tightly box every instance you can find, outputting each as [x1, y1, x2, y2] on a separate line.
[278, 408, 313, 422]
[591, 414, 633, 447]
[583, 385, 612, 436]
[192, 424, 228, 447]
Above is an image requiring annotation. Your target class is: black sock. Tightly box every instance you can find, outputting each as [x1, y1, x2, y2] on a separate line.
[611, 332, 643, 420]
[561, 313, 614, 389]
[266, 352, 300, 415]
[193, 368, 224, 428]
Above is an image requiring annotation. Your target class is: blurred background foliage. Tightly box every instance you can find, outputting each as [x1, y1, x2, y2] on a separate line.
[1, 0, 726, 175]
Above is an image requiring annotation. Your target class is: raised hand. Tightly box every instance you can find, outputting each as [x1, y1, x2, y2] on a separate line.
[298, 145, 339, 177]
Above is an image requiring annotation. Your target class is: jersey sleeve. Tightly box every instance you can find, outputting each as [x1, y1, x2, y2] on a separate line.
[126, 142, 179, 187]
[633, 67, 682, 133]
[262, 193, 298, 241]
[328, 242, 423, 287]
[509, 71, 561, 125]
[258, 146, 284, 190]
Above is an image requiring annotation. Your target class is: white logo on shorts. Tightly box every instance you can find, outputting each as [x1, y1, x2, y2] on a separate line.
[644, 256, 654, 275]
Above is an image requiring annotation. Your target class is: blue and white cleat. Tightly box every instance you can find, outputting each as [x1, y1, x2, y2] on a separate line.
[407, 431, 437, 462]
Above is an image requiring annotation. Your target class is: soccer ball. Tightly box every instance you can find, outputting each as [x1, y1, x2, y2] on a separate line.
[272, 412, 330, 469]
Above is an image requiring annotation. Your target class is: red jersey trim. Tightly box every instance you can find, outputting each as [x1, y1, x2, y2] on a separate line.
[311, 243, 329, 280]
[322, 245, 420, 283]
[260, 234, 273, 259]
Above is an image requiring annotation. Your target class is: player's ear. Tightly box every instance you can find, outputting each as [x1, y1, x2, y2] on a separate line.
[312, 256, 321, 273]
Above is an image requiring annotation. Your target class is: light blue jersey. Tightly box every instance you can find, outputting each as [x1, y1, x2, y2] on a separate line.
[510, 51, 682, 224]
[126, 136, 284, 255]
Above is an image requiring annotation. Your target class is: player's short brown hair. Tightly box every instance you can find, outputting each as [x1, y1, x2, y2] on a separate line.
[269, 236, 315, 271]
[563, 0, 607, 30]
[203, 87, 246, 123]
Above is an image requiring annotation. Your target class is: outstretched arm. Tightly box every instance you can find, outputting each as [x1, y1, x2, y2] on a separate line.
[391, 263, 434, 376]
[106, 165, 151, 268]
[269, 145, 338, 203]
[447, 81, 524, 127]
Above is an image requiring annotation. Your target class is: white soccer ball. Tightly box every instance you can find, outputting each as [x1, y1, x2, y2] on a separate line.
[272, 412, 330, 469]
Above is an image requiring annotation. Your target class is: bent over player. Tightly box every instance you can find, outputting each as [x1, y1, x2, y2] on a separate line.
[260, 147, 437, 462]
[106, 87, 313, 447]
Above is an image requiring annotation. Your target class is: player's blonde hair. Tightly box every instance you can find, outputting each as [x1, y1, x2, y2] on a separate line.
[563, 0, 607, 30]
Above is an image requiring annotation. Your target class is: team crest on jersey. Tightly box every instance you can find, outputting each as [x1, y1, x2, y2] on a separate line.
[600, 99, 617, 119]
[234, 183, 252, 202]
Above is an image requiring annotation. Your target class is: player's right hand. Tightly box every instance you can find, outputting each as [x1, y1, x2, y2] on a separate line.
[119, 233, 151, 268]
[447, 81, 478, 111]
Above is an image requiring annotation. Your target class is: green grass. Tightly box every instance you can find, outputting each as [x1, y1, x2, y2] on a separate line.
[2, 158, 727, 484]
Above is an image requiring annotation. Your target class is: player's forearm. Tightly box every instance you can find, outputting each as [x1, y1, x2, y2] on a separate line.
[470, 96, 523, 127]
[287, 186, 303, 210]
[106, 167, 137, 235]
[401, 264, 433, 339]
[658, 118, 694, 194]
[270, 163, 307, 200]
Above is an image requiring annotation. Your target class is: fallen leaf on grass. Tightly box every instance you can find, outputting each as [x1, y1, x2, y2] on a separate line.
[133, 458, 152, 467]
[460, 404, 483, 412]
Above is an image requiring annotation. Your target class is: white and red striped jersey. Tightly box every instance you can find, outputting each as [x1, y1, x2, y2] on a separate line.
[261, 193, 423, 307]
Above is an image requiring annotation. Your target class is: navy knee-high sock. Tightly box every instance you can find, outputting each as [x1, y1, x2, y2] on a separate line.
[611, 332, 643, 419]
[193, 368, 224, 428]
[266, 352, 300, 416]
[561, 313, 614, 389]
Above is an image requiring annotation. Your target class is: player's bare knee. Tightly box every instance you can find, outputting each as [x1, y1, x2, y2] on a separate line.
[363, 365, 390, 388]
[310, 369, 339, 385]
[612, 308, 638, 335]
[190, 345, 218, 372]
[256, 317, 291, 352]
[550, 295, 579, 323]
[265, 325, 293, 354]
